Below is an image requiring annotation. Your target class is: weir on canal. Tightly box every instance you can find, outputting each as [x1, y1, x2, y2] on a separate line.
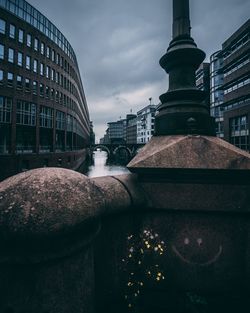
[0, 0, 250, 312]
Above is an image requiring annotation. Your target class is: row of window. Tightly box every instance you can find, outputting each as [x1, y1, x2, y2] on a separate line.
[0, 17, 82, 92]
[223, 33, 249, 60]
[224, 77, 250, 95]
[0, 96, 85, 137]
[224, 57, 249, 77]
[224, 97, 250, 112]
[230, 115, 249, 151]
[0, 69, 78, 111]
[137, 131, 154, 136]
[0, 0, 76, 62]
[0, 19, 72, 72]
[138, 137, 151, 143]
[0, 44, 79, 97]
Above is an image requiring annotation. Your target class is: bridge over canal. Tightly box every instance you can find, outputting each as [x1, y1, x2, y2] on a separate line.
[91, 143, 145, 161]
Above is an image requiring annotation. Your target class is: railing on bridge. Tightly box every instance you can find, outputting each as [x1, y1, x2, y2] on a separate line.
[0, 1, 250, 312]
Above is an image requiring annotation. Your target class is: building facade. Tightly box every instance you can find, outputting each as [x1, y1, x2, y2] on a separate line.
[222, 19, 250, 151]
[0, 0, 90, 180]
[137, 104, 156, 144]
[107, 119, 127, 144]
[210, 51, 224, 138]
[196, 62, 210, 107]
[126, 115, 137, 144]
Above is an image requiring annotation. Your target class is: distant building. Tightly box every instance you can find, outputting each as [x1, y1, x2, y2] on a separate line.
[221, 19, 250, 151]
[100, 128, 110, 144]
[196, 62, 210, 107]
[210, 51, 224, 138]
[100, 132, 110, 144]
[126, 114, 137, 144]
[108, 119, 127, 144]
[137, 104, 156, 144]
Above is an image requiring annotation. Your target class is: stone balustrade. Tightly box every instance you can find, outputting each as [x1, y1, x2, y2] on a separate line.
[0, 134, 250, 312]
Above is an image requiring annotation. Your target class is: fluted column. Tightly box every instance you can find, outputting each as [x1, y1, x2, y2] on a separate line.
[173, 0, 191, 38]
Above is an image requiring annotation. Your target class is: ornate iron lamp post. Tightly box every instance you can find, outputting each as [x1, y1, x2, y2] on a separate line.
[155, 0, 215, 136]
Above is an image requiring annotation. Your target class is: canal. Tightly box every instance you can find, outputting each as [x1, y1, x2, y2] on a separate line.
[83, 150, 130, 177]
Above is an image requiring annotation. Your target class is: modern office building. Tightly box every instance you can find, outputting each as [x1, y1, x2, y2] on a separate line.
[222, 19, 250, 151]
[195, 62, 210, 107]
[126, 115, 137, 144]
[210, 51, 224, 138]
[137, 104, 156, 144]
[107, 119, 127, 144]
[0, 0, 90, 180]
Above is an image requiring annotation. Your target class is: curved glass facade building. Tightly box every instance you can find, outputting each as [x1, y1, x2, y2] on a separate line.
[210, 51, 224, 138]
[0, 0, 90, 180]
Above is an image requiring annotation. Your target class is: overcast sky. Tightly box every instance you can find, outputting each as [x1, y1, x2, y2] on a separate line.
[28, 0, 249, 141]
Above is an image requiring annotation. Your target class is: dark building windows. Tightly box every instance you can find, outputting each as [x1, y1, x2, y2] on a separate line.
[0, 96, 12, 154]
[45, 86, 50, 98]
[9, 24, 15, 38]
[7, 72, 13, 86]
[56, 111, 65, 130]
[26, 55, 31, 70]
[51, 88, 55, 99]
[16, 100, 36, 154]
[55, 90, 59, 102]
[230, 115, 249, 151]
[0, 44, 4, 59]
[0, 18, 6, 34]
[0, 96, 12, 123]
[52, 49, 55, 62]
[56, 110, 65, 151]
[17, 51, 23, 66]
[51, 68, 55, 81]
[26, 33, 31, 47]
[34, 37, 39, 51]
[8, 48, 14, 63]
[25, 78, 30, 91]
[40, 106, 53, 128]
[40, 106, 53, 152]
[0, 70, 3, 84]
[41, 42, 45, 55]
[40, 62, 44, 76]
[33, 59, 38, 72]
[39, 83, 44, 96]
[46, 46, 50, 58]
[18, 28, 24, 43]
[46, 65, 50, 79]
[17, 75, 22, 89]
[32, 81, 38, 95]
[16, 100, 36, 126]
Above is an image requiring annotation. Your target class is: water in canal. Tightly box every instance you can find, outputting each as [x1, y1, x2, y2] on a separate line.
[84, 150, 130, 177]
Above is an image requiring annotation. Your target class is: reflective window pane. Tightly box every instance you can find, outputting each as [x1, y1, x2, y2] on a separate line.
[18, 29, 24, 43]
[9, 24, 15, 39]
[0, 19, 6, 34]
